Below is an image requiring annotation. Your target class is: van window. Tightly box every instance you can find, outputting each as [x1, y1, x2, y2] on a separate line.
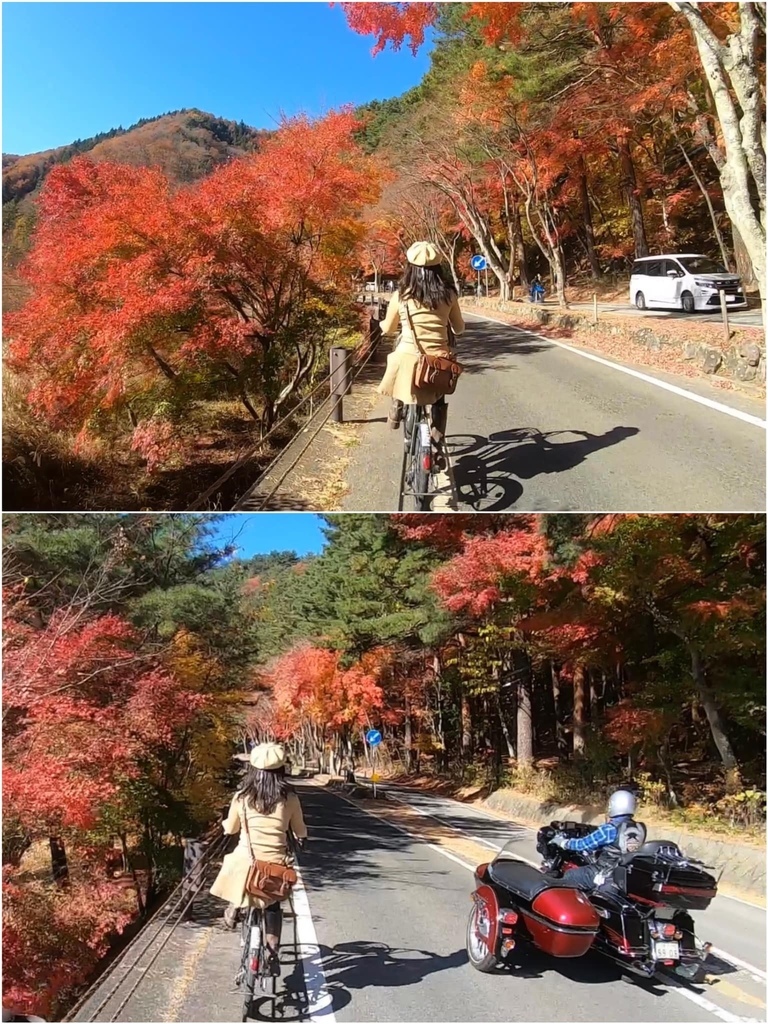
[632, 261, 658, 276]
[678, 256, 726, 274]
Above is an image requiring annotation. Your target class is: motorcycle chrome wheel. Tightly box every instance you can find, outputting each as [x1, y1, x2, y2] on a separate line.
[466, 904, 500, 973]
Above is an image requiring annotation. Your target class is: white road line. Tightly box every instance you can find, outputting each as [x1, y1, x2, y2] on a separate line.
[467, 312, 767, 430]
[292, 868, 337, 1024]
[386, 792, 538, 865]
[667, 977, 761, 1024]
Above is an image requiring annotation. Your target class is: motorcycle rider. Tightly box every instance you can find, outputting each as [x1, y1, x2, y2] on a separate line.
[549, 788, 646, 891]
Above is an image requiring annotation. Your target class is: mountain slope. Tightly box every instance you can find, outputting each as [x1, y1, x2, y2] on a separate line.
[2, 109, 268, 277]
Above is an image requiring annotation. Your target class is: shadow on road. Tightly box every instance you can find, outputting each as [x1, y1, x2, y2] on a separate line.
[303, 941, 467, 1016]
[458, 323, 551, 374]
[298, 792, 453, 895]
[450, 425, 639, 510]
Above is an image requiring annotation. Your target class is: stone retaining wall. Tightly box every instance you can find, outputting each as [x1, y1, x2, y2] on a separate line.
[466, 298, 766, 384]
[483, 788, 766, 898]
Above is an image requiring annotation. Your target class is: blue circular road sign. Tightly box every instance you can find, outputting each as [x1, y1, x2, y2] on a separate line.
[470, 254, 487, 271]
[366, 729, 382, 747]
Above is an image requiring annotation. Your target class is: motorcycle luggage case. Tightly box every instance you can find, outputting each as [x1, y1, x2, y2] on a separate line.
[618, 851, 718, 911]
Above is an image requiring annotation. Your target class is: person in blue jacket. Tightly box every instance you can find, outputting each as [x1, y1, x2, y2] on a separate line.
[550, 789, 646, 891]
[530, 275, 545, 303]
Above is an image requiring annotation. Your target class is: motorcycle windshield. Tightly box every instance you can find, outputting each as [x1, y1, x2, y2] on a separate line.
[492, 840, 531, 864]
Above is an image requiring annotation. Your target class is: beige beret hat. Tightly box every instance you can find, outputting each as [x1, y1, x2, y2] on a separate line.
[406, 241, 442, 267]
[249, 742, 286, 771]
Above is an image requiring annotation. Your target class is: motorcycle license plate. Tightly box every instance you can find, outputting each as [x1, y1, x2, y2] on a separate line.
[653, 940, 680, 960]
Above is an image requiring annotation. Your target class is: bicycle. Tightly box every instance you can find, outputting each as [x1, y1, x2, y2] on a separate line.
[236, 904, 276, 1022]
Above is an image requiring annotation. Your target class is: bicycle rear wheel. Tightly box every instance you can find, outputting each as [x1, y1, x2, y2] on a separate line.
[240, 910, 260, 1021]
[404, 406, 432, 511]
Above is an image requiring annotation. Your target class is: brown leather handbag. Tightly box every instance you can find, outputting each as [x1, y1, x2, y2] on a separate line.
[403, 303, 464, 396]
[242, 804, 297, 903]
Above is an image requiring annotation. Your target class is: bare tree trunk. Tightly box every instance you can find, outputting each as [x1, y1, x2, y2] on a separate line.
[671, 1, 766, 304]
[404, 688, 415, 773]
[689, 644, 742, 792]
[577, 154, 602, 279]
[617, 135, 650, 258]
[589, 670, 599, 722]
[572, 664, 587, 756]
[120, 832, 146, 917]
[551, 662, 567, 756]
[461, 693, 472, 756]
[676, 135, 732, 269]
[516, 673, 533, 767]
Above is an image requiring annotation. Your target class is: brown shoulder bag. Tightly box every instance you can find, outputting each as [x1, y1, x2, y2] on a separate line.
[402, 303, 464, 396]
[242, 802, 297, 903]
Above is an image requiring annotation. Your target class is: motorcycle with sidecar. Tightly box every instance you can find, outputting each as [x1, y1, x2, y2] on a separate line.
[466, 820, 717, 981]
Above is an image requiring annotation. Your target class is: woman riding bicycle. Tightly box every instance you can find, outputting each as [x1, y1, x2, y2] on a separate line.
[210, 743, 307, 974]
[378, 241, 465, 456]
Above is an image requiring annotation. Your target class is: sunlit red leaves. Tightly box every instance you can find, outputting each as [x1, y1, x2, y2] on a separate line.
[2, 873, 135, 1018]
[339, 1, 438, 54]
[3, 607, 204, 833]
[432, 523, 552, 616]
[262, 644, 392, 736]
[6, 111, 379, 439]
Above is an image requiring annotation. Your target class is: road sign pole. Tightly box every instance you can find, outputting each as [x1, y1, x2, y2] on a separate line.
[372, 749, 377, 799]
[485, 267, 489, 296]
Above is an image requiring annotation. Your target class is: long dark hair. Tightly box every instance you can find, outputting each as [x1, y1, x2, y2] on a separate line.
[237, 766, 289, 815]
[399, 262, 457, 311]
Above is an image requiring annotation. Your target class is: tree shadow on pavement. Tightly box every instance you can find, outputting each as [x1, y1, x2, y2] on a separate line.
[457, 324, 550, 374]
[449, 425, 640, 511]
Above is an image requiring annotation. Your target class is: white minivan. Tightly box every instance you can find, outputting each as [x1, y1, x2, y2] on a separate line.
[629, 254, 747, 313]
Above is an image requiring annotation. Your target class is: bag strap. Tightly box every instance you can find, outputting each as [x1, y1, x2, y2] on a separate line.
[401, 300, 428, 358]
[241, 798, 256, 866]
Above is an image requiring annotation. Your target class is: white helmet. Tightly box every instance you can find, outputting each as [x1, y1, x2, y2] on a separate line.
[608, 789, 637, 818]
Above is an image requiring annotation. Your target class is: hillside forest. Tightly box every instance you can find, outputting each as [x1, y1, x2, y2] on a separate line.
[2, 512, 765, 1018]
[3, 3, 765, 509]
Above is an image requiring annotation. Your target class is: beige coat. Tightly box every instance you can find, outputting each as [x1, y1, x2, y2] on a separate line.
[209, 790, 307, 909]
[377, 291, 466, 405]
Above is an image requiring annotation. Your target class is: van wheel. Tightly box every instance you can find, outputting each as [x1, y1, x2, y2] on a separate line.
[466, 904, 501, 973]
[635, 292, 646, 310]
[681, 291, 696, 313]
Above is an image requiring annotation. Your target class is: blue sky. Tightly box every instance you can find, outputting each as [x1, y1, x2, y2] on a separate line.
[212, 513, 327, 559]
[2, 2, 432, 155]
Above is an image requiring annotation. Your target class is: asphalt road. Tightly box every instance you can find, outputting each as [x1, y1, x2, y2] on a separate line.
[296, 785, 766, 1023]
[342, 315, 766, 512]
